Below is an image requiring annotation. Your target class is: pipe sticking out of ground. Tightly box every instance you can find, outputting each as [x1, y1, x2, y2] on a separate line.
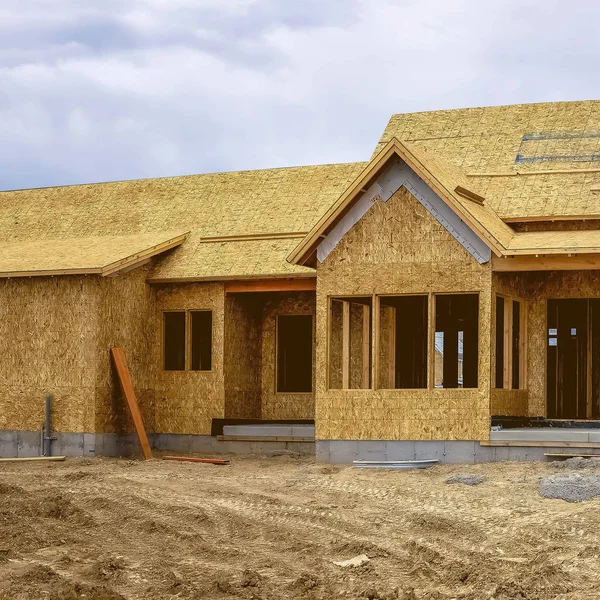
[43, 394, 52, 457]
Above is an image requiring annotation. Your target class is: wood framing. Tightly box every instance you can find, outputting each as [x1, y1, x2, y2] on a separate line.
[225, 278, 316, 293]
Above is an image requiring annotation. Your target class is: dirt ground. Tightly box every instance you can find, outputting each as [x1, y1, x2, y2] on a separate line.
[1, 453, 599, 600]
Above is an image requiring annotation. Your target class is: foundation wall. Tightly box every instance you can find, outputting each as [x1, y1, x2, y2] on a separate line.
[316, 186, 492, 441]
[261, 292, 316, 420]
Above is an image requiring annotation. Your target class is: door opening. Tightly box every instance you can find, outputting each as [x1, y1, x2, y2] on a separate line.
[547, 299, 600, 419]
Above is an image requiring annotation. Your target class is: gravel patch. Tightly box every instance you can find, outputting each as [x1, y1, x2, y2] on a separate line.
[446, 474, 485, 486]
[539, 473, 600, 502]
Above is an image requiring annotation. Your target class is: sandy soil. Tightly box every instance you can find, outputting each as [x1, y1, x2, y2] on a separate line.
[0, 453, 599, 599]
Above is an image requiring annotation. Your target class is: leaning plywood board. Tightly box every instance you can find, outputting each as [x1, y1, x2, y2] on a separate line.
[111, 347, 153, 460]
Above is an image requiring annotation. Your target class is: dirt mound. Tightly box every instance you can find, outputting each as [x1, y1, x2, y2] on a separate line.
[1, 564, 125, 600]
[539, 473, 600, 502]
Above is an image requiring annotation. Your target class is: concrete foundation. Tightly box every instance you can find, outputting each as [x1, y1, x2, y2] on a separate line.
[0, 430, 315, 458]
[316, 440, 588, 464]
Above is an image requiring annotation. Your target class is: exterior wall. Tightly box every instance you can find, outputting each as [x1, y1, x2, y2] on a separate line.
[493, 270, 600, 419]
[261, 292, 316, 420]
[316, 186, 492, 442]
[491, 272, 531, 417]
[224, 294, 262, 419]
[154, 282, 225, 435]
[0, 275, 98, 434]
[95, 265, 157, 434]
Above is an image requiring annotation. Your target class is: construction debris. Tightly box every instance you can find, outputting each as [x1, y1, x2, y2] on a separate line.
[333, 554, 370, 568]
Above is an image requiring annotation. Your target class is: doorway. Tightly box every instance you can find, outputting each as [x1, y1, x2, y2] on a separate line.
[547, 299, 600, 419]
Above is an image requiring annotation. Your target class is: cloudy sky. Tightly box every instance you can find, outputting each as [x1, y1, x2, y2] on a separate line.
[1, 0, 599, 190]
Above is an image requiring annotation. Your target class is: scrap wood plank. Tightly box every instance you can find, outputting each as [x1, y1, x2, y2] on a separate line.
[164, 456, 229, 465]
[481, 440, 600, 448]
[0, 456, 66, 463]
[111, 347, 153, 460]
[545, 453, 600, 458]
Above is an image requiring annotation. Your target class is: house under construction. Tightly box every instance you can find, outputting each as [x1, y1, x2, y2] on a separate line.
[3, 100, 600, 463]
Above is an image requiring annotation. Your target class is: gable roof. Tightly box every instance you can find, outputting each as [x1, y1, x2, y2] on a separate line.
[287, 138, 515, 267]
[0, 163, 365, 281]
[375, 100, 600, 221]
[0, 231, 188, 278]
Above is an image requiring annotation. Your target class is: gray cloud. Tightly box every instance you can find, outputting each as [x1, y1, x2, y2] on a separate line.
[1, 0, 599, 190]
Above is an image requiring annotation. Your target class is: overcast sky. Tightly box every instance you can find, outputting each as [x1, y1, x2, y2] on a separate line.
[1, 0, 599, 190]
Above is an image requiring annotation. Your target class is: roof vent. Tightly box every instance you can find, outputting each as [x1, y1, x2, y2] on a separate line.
[454, 185, 485, 206]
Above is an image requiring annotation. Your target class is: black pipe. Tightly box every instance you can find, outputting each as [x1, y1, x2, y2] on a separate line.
[44, 394, 51, 457]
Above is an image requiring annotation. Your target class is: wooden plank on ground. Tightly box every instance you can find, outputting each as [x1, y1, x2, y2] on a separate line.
[0, 456, 66, 463]
[481, 440, 600, 448]
[164, 456, 229, 465]
[545, 453, 600, 458]
[111, 347, 153, 460]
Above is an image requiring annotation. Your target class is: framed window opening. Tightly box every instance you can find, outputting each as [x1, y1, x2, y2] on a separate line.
[494, 295, 527, 390]
[163, 310, 212, 371]
[328, 296, 372, 390]
[377, 295, 428, 389]
[434, 293, 479, 389]
[276, 314, 313, 393]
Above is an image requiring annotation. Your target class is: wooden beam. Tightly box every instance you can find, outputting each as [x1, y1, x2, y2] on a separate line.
[342, 301, 350, 389]
[504, 214, 600, 223]
[0, 456, 66, 463]
[164, 456, 230, 465]
[362, 304, 371, 389]
[225, 279, 316, 293]
[503, 299, 512, 389]
[519, 301, 528, 390]
[492, 254, 600, 272]
[111, 347, 153, 460]
[481, 440, 600, 448]
[389, 306, 396, 389]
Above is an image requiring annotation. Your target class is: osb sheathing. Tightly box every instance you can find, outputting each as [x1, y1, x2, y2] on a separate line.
[0, 265, 157, 435]
[374, 101, 600, 220]
[0, 163, 365, 281]
[224, 294, 262, 419]
[261, 292, 316, 420]
[154, 282, 225, 435]
[490, 273, 531, 417]
[0, 276, 97, 433]
[492, 270, 600, 419]
[316, 186, 492, 441]
[94, 264, 157, 434]
[490, 389, 529, 417]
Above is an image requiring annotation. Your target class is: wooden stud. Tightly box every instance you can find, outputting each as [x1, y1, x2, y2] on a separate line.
[372, 295, 380, 391]
[111, 347, 153, 460]
[362, 304, 371, 389]
[388, 306, 397, 388]
[519, 301, 528, 390]
[428, 293, 435, 390]
[503, 299, 512, 389]
[342, 301, 350, 389]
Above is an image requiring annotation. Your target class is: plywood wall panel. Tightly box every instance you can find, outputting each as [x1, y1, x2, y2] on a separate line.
[261, 292, 315, 420]
[316, 187, 492, 441]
